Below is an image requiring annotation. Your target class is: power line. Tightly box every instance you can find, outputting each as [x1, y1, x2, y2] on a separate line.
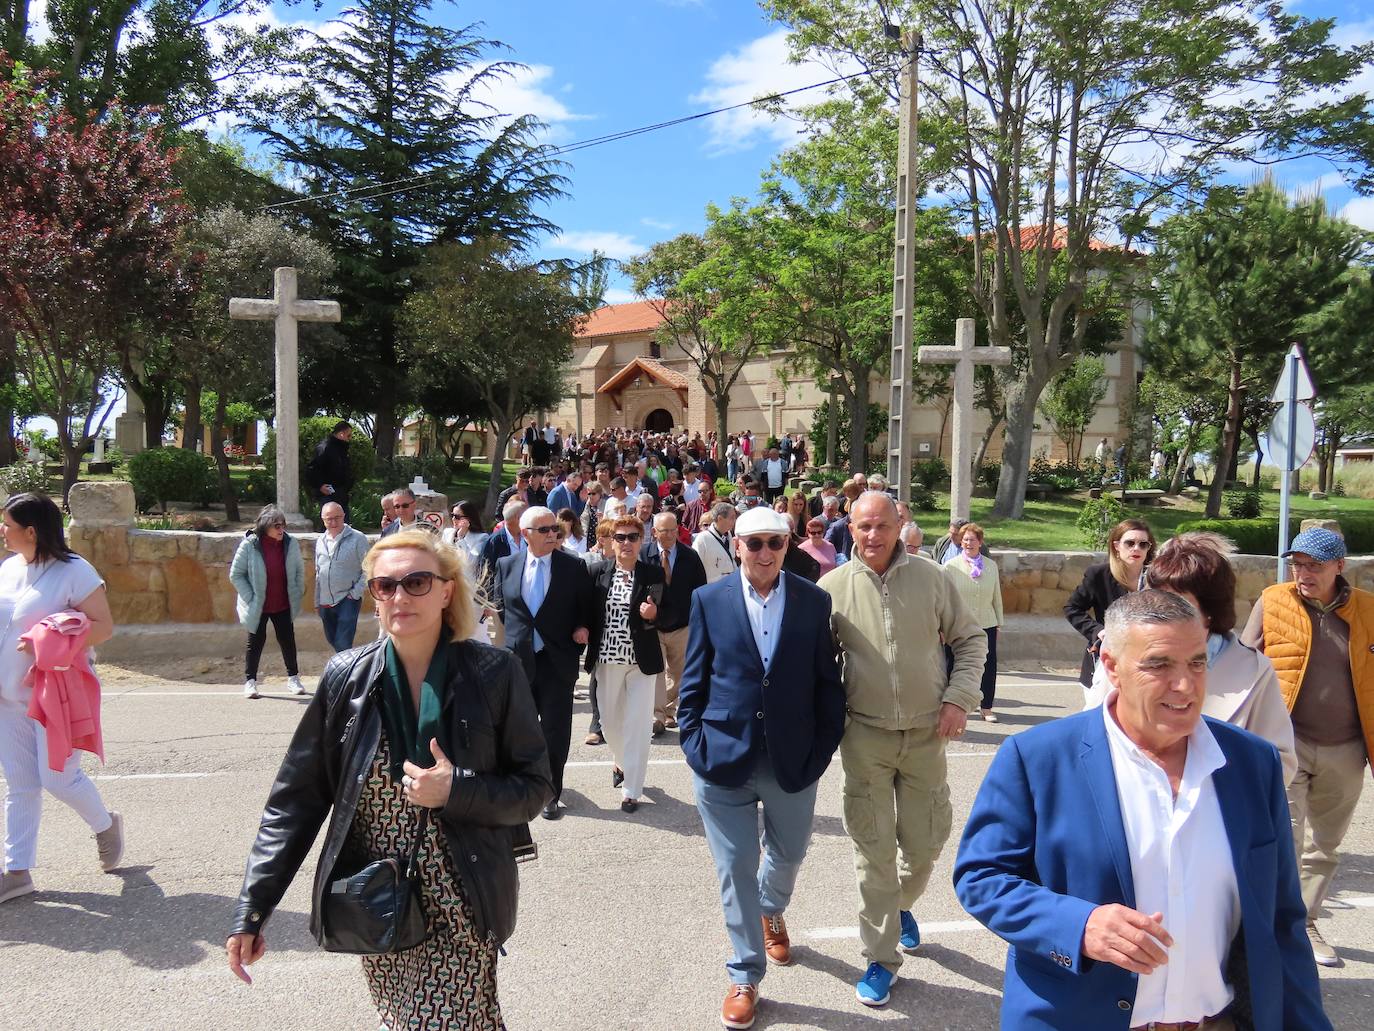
[257, 67, 882, 213]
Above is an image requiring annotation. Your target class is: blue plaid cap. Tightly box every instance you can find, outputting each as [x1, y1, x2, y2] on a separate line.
[1283, 528, 1346, 562]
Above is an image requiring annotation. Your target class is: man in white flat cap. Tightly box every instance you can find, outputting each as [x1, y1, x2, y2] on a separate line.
[678, 505, 847, 1030]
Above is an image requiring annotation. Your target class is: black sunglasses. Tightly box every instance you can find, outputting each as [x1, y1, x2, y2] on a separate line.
[367, 571, 451, 601]
[613, 532, 642, 543]
[529, 525, 559, 535]
[742, 536, 787, 552]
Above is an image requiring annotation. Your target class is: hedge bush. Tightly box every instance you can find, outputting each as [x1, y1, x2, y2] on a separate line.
[126, 448, 215, 511]
[0, 462, 51, 497]
[262, 418, 376, 492]
[1170, 517, 1374, 556]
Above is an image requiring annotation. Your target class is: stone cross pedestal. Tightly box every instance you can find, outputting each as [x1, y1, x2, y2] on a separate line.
[229, 268, 341, 528]
[918, 318, 1012, 521]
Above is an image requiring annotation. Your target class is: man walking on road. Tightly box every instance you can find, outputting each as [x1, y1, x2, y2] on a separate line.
[313, 502, 368, 651]
[678, 506, 845, 1031]
[819, 491, 987, 1008]
[1242, 527, 1374, 968]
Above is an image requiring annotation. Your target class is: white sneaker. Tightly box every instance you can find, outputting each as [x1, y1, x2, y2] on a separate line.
[243, 679, 260, 699]
[287, 676, 306, 696]
[1307, 922, 1339, 967]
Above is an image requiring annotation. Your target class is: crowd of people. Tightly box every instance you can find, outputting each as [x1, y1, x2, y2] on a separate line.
[0, 421, 1366, 1031]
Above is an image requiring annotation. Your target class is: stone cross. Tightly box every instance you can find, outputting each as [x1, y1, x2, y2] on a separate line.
[764, 393, 783, 438]
[918, 318, 1012, 521]
[229, 268, 341, 526]
[93, 437, 105, 462]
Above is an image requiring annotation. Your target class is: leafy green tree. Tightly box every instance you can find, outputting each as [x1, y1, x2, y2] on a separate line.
[769, 0, 1374, 517]
[254, 0, 566, 459]
[1038, 356, 1107, 467]
[399, 238, 585, 519]
[1138, 369, 1224, 494]
[1151, 181, 1370, 517]
[184, 206, 335, 520]
[1314, 383, 1374, 494]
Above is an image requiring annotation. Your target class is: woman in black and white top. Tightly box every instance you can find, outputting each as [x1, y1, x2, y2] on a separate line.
[584, 516, 665, 813]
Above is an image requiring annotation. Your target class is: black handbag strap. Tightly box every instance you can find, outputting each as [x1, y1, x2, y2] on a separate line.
[405, 808, 430, 879]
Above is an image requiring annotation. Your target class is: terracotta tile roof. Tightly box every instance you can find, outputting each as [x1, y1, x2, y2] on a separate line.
[597, 356, 689, 395]
[577, 300, 665, 338]
[970, 224, 1119, 252]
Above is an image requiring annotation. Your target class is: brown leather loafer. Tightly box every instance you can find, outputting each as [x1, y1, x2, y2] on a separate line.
[762, 913, 792, 966]
[721, 983, 758, 1029]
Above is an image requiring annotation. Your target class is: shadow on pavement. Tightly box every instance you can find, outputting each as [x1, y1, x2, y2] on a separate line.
[0, 865, 315, 970]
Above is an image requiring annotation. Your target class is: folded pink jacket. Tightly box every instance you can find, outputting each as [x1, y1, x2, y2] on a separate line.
[22, 610, 103, 772]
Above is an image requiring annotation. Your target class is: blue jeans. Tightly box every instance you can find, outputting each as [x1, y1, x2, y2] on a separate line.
[319, 596, 361, 652]
[692, 756, 820, 985]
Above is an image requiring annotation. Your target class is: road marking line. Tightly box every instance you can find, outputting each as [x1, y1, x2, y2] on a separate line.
[92, 771, 232, 781]
[810, 920, 985, 939]
[1329, 895, 1374, 909]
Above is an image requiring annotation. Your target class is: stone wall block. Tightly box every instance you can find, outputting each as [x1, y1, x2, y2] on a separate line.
[129, 531, 180, 562]
[110, 591, 167, 625]
[91, 527, 130, 567]
[68, 481, 135, 527]
[164, 554, 215, 623]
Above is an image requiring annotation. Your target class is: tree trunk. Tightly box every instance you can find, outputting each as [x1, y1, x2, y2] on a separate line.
[973, 411, 1003, 482]
[935, 391, 953, 462]
[1167, 425, 1199, 495]
[211, 393, 240, 523]
[58, 430, 85, 507]
[182, 375, 202, 451]
[483, 411, 515, 522]
[1204, 363, 1244, 518]
[0, 331, 16, 465]
[847, 376, 870, 476]
[373, 388, 399, 461]
[713, 393, 730, 468]
[1248, 424, 1264, 487]
[992, 375, 1045, 519]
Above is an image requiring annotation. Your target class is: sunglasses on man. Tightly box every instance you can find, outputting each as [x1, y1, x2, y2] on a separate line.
[742, 535, 787, 552]
[367, 570, 451, 600]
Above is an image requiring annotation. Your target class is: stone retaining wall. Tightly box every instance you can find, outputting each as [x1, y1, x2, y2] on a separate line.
[60, 482, 1374, 628]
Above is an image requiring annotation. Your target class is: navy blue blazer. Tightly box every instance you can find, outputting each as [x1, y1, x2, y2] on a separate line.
[953, 711, 1329, 1031]
[676, 570, 845, 794]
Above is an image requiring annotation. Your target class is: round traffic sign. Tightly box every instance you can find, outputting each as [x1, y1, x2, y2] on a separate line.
[1268, 402, 1316, 472]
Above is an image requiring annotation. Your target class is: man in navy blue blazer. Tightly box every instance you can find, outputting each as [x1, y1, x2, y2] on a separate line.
[955, 590, 1330, 1031]
[677, 506, 846, 1031]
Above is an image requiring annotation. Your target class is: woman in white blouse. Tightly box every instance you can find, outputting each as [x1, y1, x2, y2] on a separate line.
[583, 516, 665, 813]
[557, 508, 587, 556]
[943, 522, 1003, 722]
[0, 493, 120, 904]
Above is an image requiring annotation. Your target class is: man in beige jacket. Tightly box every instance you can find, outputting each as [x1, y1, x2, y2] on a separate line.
[820, 492, 988, 1009]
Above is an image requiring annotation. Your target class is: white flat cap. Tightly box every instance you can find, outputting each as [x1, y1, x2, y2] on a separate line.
[735, 507, 792, 536]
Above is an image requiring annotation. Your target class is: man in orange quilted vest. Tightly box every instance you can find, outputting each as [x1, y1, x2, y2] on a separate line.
[1241, 528, 1373, 969]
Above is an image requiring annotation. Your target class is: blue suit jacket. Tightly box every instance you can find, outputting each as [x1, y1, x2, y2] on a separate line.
[953, 711, 1330, 1031]
[676, 570, 845, 794]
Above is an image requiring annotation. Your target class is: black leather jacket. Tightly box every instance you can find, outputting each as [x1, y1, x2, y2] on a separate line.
[230, 638, 552, 947]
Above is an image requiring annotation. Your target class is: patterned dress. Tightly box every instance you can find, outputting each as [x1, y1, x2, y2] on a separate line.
[600, 567, 638, 664]
[347, 734, 503, 1031]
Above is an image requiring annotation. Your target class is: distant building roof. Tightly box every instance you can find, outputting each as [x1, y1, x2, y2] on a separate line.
[597, 356, 689, 395]
[970, 224, 1121, 253]
[577, 300, 665, 339]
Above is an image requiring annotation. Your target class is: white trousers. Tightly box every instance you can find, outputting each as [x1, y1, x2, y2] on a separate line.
[0, 702, 111, 871]
[595, 662, 657, 800]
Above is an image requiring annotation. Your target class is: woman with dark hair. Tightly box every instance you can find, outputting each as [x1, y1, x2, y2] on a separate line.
[441, 500, 488, 573]
[1084, 531, 1296, 781]
[557, 507, 587, 556]
[229, 505, 306, 700]
[1063, 518, 1156, 689]
[227, 529, 552, 1028]
[0, 493, 121, 904]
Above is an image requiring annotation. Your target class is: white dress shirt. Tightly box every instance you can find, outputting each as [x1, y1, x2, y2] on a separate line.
[741, 572, 786, 670]
[762, 458, 785, 489]
[683, 479, 701, 503]
[1102, 692, 1240, 1025]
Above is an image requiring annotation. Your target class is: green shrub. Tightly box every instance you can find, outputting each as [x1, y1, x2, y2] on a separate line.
[22, 430, 60, 461]
[1076, 494, 1127, 550]
[1225, 489, 1263, 519]
[1173, 516, 1374, 556]
[908, 482, 938, 512]
[0, 462, 51, 496]
[1048, 474, 1080, 492]
[262, 418, 376, 493]
[714, 478, 735, 497]
[977, 463, 1001, 489]
[241, 468, 276, 504]
[126, 448, 215, 511]
[1331, 480, 1347, 498]
[350, 492, 384, 533]
[912, 457, 949, 489]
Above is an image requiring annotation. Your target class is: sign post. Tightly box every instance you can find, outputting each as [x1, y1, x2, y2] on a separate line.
[1270, 343, 1317, 580]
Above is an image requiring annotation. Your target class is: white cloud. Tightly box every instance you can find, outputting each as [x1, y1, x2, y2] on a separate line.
[1338, 197, 1374, 231]
[1292, 171, 1347, 197]
[690, 29, 858, 152]
[461, 63, 591, 141]
[602, 288, 639, 305]
[640, 217, 675, 231]
[29, 0, 50, 44]
[549, 231, 643, 260]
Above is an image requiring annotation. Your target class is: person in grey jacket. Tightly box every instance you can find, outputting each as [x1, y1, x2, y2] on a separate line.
[229, 505, 306, 700]
[314, 502, 369, 653]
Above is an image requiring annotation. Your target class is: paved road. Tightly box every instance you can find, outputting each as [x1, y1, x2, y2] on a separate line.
[2, 657, 1371, 1031]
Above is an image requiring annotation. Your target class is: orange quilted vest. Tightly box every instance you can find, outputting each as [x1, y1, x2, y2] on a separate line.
[1258, 581, 1374, 759]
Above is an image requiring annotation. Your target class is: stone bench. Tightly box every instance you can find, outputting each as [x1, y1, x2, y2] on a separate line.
[1114, 489, 1166, 505]
[1024, 482, 1054, 501]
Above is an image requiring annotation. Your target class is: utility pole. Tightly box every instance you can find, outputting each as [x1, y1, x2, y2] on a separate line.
[885, 26, 919, 502]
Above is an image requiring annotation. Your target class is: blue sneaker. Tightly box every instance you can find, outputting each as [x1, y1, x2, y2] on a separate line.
[855, 962, 894, 1007]
[899, 910, 921, 952]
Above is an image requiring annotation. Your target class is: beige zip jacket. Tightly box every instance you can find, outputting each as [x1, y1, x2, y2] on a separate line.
[820, 543, 988, 730]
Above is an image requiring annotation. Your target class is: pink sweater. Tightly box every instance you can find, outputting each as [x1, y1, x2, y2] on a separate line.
[22, 611, 103, 772]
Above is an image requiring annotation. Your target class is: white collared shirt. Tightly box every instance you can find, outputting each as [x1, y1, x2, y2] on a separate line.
[522, 552, 551, 612]
[741, 571, 786, 670]
[1102, 691, 1239, 1025]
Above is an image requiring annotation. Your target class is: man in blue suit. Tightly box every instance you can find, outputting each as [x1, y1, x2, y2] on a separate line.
[955, 590, 1330, 1031]
[677, 506, 846, 1031]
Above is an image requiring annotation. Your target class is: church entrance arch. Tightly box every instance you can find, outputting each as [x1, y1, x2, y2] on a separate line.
[644, 408, 674, 433]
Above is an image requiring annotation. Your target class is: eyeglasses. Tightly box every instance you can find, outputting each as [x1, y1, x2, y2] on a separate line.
[1120, 538, 1151, 549]
[367, 571, 451, 601]
[450, 513, 462, 520]
[613, 532, 642, 542]
[742, 535, 788, 552]
[394, 502, 414, 510]
[1289, 559, 1329, 574]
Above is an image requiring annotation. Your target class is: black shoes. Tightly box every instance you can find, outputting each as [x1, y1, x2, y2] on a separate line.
[541, 801, 562, 821]
[620, 798, 638, 813]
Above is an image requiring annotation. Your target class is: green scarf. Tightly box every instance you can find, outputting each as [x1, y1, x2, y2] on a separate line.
[380, 639, 450, 779]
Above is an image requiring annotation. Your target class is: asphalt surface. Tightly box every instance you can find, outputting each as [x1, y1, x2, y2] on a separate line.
[2, 656, 1372, 1031]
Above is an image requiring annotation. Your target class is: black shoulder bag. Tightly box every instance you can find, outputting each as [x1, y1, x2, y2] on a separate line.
[319, 807, 431, 955]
